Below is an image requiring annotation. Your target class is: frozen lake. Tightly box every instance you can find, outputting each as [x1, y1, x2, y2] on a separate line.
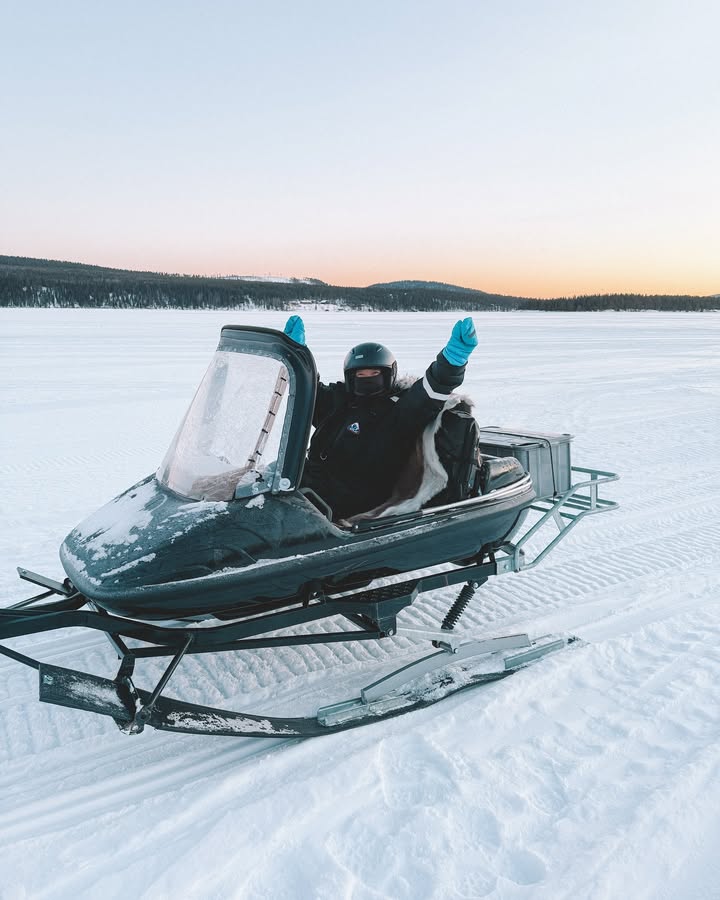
[1, 308, 719, 899]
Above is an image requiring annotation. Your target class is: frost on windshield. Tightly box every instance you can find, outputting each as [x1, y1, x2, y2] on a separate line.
[157, 351, 291, 500]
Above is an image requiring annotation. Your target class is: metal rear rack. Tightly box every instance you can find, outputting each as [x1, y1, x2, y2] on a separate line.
[496, 465, 619, 574]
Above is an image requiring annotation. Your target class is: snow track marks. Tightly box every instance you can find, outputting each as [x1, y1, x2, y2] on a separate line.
[2, 310, 720, 899]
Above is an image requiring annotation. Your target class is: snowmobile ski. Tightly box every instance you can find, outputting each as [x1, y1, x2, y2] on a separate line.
[37, 634, 575, 738]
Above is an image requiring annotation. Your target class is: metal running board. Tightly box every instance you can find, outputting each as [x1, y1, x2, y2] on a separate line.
[37, 634, 575, 738]
[359, 634, 531, 703]
[317, 633, 570, 727]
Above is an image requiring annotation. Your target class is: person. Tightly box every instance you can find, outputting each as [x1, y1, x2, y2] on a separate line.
[283, 314, 478, 520]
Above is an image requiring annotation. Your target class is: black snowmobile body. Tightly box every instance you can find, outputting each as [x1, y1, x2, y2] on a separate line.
[59, 326, 534, 619]
[2, 324, 619, 740]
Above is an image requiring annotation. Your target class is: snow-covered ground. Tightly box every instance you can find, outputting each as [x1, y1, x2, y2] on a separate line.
[1, 309, 718, 900]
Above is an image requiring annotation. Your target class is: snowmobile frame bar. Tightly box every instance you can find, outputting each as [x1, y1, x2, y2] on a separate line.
[0, 558, 501, 651]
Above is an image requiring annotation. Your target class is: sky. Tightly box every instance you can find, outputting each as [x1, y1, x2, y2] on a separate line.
[1, 0, 718, 298]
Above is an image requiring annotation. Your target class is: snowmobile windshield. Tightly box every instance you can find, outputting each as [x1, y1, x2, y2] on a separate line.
[156, 350, 292, 501]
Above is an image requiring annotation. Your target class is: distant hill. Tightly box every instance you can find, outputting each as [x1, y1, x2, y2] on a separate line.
[0, 255, 717, 312]
[369, 280, 489, 295]
[0, 255, 522, 312]
[0, 256, 327, 286]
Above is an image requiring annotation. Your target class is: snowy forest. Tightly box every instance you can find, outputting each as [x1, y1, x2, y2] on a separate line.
[1, 256, 717, 312]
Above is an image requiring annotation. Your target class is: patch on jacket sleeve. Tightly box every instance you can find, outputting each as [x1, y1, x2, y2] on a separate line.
[347, 421, 360, 434]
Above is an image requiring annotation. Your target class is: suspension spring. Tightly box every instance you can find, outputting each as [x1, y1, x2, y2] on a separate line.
[440, 581, 478, 631]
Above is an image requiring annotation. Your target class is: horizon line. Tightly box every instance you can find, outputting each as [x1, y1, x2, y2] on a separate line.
[1, 251, 716, 300]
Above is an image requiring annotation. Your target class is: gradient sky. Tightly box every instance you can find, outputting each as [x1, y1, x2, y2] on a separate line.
[2, 0, 718, 297]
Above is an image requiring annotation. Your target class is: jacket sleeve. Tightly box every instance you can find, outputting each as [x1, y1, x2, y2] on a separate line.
[312, 380, 345, 427]
[425, 351, 466, 396]
[393, 352, 466, 428]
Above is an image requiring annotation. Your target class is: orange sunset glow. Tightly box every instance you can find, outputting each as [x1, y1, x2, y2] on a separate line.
[2, 3, 718, 299]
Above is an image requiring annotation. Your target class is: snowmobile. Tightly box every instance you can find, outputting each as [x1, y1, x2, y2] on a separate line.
[0, 325, 618, 738]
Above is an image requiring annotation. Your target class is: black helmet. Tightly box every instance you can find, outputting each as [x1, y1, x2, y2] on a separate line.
[343, 342, 397, 396]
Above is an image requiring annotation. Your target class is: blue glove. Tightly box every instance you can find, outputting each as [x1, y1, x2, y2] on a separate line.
[283, 315, 305, 345]
[442, 317, 477, 366]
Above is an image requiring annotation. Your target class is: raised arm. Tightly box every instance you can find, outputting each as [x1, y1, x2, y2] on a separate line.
[283, 315, 343, 425]
[395, 317, 478, 424]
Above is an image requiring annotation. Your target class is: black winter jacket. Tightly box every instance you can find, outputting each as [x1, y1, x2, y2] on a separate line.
[301, 353, 466, 519]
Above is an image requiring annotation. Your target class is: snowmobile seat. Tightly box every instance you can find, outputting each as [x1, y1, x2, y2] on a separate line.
[478, 456, 525, 494]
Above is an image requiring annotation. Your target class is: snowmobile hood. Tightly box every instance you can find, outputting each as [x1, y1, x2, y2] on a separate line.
[59, 474, 337, 604]
[59, 477, 235, 599]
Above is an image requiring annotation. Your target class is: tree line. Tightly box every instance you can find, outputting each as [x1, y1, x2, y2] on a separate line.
[522, 293, 717, 311]
[1, 256, 717, 312]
